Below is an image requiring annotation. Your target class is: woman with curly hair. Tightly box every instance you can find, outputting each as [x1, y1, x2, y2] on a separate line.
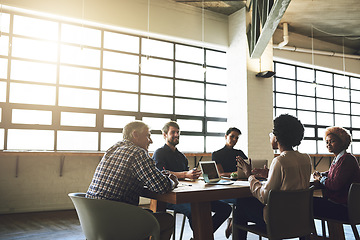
[313, 126, 360, 220]
[233, 114, 312, 240]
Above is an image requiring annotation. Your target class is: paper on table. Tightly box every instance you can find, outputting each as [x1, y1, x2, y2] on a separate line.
[232, 181, 250, 186]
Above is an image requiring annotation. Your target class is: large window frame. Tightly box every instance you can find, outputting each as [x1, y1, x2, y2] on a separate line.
[273, 61, 360, 154]
[0, 7, 228, 152]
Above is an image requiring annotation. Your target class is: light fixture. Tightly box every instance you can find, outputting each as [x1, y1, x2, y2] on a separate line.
[256, 71, 276, 78]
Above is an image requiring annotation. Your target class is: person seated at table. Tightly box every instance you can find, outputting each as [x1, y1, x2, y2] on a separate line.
[211, 127, 248, 238]
[234, 114, 312, 240]
[86, 121, 179, 240]
[312, 126, 360, 221]
[153, 121, 232, 236]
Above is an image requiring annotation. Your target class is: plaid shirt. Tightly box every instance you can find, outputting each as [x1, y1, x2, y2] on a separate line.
[86, 139, 173, 205]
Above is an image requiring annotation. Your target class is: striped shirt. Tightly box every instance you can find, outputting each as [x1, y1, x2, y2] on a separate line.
[86, 139, 173, 205]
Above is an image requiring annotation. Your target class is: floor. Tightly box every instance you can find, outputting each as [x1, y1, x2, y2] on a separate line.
[0, 209, 359, 240]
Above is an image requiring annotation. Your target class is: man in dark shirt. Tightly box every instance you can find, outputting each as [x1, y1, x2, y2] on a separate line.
[86, 121, 178, 240]
[153, 121, 232, 237]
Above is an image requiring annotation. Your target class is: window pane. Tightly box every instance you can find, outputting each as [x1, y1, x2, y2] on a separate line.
[317, 140, 328, 154]
[61, 112, 96, 127]
[12, 109, 52, 125]
[206, 101, 227, 118]
[104, 31, 139, 53]
[316, 85, 333, 99]
[351, 90, 360, 103]
[334, 87, 349, 101]
[206, 50, 226, 68]
[352, 103, 360, 115]
[60, 66, 100, 88]
[352, 130, 360, 140]
[178, 135, 204, 152]
[102, 91, 138, 111]
[297, 139, 316, 154]
[297, 82, 315, 96]
[61, 45, 100, 67]
[334, 101, 350, 114]
[13, 15, 58, 40]
[334, 74, 349, 88]
[275, 78, 295, 93]
[351, 77, 360, 90]
[103, 71, 138, 92]
[316, 71, 332, 85]
[142, 38, 173, 59]
[352, 142, 360, 154]
[11, 60, 57, 84]
[142, 117, 171, 131]
[304, 127, 315, 138]
[175, 62, 204, 81]
[297, 111, 315, 125]
[10, 83, 56, 105]
[0, 82, 6, 102]
[274, 108, 296, 117]
[206, 67, 227, 84]
[59, 87, 99, 109]
[175, 99, 204, 116]
[317, 99, 333, 112]
[177, 119, 203, 132]
[298, 96, 315, 111]
[0, 13, 10, 33]
[335, 114, 350, 127]
[352, 116, 360, 128]
[103, 51, 139, 72]
[141, 57, 173, 77]
[275, 63, 295, 79]
[297, 67, 314, 82]
[175, 80, 204, 98]
[101, 132, 123, 151]
[207, 121, 227, 133]
[12, 37, 57, 62]
[8, 129, 54, 150]
[206, 84, 226, 101]
[317, 112, 333, 126]
[61, 24, 101, 47]
[57, 131, 98, 150]
[176, 45, 203, 64]
[0, 35, 9, 56]
[141, 95, 173, 114]
[206, 136, 224, 152]
[275, 93, 296, 108]
[0, 58, 7, 79]
[0, 129, 3, 150]
[104, 115, 136, 128]
[141, 76, 173, 95]
[148, 134, 163, 152]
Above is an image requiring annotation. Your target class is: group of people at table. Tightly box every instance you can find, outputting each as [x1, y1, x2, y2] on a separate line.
[85, 114, 360, 240]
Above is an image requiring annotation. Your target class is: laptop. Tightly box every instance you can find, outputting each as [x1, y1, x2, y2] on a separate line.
[199, 161, 233, 185]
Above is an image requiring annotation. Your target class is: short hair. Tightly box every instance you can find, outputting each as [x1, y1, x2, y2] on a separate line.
[324, 126, 352, 150]
[123, 121, 149, 141]
[226, 127, 241, 136]
[273, 114, 304, 148]
[162, 121, 180, 134]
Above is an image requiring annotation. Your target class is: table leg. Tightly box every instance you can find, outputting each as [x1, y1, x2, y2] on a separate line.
[149, 199, 167, 212]
[191, 201, 213, 240]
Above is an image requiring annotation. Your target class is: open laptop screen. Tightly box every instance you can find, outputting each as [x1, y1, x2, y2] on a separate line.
[199, 161, 221, 182]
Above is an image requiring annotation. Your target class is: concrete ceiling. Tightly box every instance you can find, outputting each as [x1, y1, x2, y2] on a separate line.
[174, 0, 360, 55]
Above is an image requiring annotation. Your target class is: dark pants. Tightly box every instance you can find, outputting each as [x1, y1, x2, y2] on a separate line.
[167, 200, 232, 233]
[233, 197, 266, 240]
[313, 196, 348, 221]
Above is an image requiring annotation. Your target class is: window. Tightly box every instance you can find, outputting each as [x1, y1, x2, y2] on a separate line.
[0, 7, 227, 152]
[273, 61, 360, 154]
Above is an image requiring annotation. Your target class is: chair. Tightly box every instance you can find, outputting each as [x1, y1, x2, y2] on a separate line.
[232, 187, 316, 240]
[68, 193, 160, 240]
[317, 183, 360, 240]
[171, 210, 186, 240]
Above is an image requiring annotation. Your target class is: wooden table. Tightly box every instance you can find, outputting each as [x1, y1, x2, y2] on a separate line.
[142, 180, 252, 240]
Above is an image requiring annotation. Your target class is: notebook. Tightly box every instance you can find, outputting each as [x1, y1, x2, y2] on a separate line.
[199, 161, 233, 185]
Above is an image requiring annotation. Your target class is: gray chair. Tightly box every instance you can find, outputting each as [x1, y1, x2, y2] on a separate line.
[68, 193, 160, 240]
[233, 186, 316, 240]
[317, 183, 360, 240]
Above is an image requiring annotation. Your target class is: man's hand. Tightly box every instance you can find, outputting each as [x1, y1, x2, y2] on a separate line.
[185, 168, 202, 180]
[252, 165, 269, 178]
[168, 174, 179, 188]
[236, 156, 252, 178]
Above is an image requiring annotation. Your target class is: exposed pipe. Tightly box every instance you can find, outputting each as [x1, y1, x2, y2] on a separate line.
[273, 23, 360, 60]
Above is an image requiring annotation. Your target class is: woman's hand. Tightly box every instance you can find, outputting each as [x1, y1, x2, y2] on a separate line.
[313, 171, 322, 181]
[252, 165, 269, 178]
[236, 156, 252, 178]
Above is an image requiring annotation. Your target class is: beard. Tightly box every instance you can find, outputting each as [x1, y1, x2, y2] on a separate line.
[168, 137, 179, 146]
